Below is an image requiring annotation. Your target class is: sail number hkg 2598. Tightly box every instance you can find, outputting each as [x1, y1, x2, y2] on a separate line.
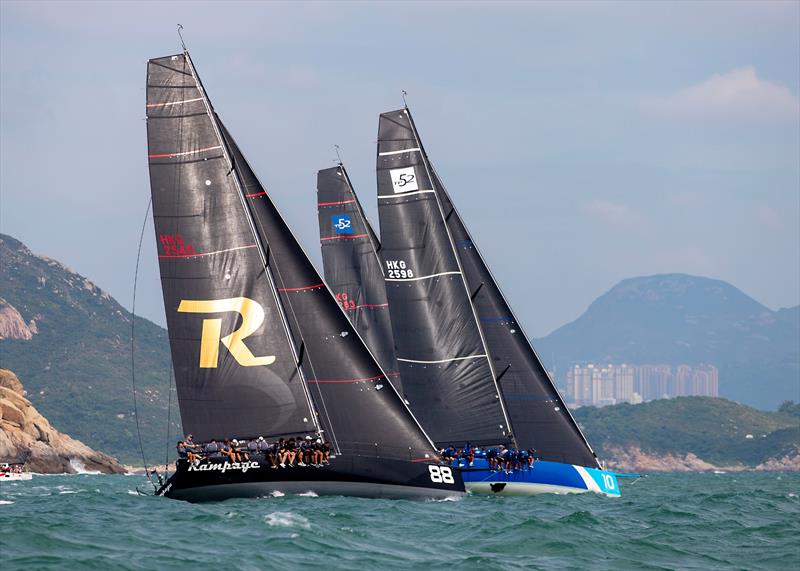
[386, 260, 413, 279]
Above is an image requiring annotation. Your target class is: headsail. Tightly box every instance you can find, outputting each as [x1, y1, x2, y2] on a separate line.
[147, 53, 437, 461]
[431, 168, 600, 467]
[316, 165, 402, 394]
[376, 109, 511, 448]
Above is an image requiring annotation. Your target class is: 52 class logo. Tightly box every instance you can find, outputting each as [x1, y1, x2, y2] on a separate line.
[331, 214, 353, 235]
[389, 167, 418, 193]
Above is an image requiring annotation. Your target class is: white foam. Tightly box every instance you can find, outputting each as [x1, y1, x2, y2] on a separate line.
[270, 490, 285, 497]
[127, 490, 139, 496]
[426, 494, 463, 503]
[265, 512, 311, 529]
[0, 500, 14, 505]
[297, 491, 318, 497]
[68, 459, 101, 475]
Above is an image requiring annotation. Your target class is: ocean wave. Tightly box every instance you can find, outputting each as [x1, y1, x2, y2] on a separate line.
[265, 511, 311, 529]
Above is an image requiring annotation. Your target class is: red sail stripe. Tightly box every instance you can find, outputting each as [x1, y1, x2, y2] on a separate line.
[318, 199, 356, 207]
[305, 374, 386, 383]
[148, 145, 222, 159]
[158, 244, 256, 259]
[278, 283, 325, 292]
[245, 191, 267, 197]
[320, 233, 368, 242]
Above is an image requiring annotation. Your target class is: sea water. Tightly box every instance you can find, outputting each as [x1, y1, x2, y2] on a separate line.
[1, 472, 798, 570]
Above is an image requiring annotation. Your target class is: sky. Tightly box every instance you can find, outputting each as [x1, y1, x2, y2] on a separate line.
[1, 0, 798, 337]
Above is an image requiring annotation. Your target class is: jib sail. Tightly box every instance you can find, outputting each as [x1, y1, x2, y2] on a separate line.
[376, 108, 511, 448]
[431, 166, 600, 468]
[316, 165, 402, 395]
[147, 52, 436, 461]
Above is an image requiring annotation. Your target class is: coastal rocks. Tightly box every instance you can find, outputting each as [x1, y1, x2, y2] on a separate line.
[0, 369, 124, 474]
[603, 445, 800, 473]
[0, 298, 36, 340]
[604, 446, 721, 473]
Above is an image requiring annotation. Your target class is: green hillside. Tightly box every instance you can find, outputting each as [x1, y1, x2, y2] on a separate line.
[574, 397, 799, 466]
[0, 234, 179, 464]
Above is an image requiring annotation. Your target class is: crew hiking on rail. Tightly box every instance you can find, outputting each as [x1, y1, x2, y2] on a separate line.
[176, 434, 332, 469]
[440, 442, 538, 473]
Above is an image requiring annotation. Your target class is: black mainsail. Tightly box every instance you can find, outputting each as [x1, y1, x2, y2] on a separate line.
[146, 53, 437, 462]
[376, 109, 511, 448]
[374, 106, 599, 467]
[316, 165, 402, 394]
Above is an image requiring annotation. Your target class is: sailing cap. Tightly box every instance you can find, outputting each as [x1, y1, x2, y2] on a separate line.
[305, 436, 312, 440]
[258, 436, 264, 441]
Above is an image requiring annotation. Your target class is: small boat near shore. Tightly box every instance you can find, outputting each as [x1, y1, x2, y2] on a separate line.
[0, 462, 32, 481]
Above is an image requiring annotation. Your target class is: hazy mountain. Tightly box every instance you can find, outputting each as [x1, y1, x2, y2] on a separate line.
[536, 274, 799, 409]
[0, 234, 179, 464]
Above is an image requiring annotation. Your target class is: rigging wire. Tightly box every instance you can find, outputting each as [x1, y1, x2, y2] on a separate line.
[163, 366, 174, 476]
[131, 198, 154, 488]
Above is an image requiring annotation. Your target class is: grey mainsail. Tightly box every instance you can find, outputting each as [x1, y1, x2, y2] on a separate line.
[146, 52, 438, 462]
[376, 109, 512, 448]
[316, 165, 402, 395]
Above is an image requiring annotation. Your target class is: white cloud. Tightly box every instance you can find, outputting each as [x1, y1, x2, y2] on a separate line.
[642, 67, 800, 122]
[580, 199, 645, 227]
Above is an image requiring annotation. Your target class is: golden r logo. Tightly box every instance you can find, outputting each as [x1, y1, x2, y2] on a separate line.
[177, 297, 276, 368]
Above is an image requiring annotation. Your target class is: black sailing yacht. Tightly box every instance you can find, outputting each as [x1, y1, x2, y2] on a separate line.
[316, 107, 621, 496]
[145, 51, 463, 502]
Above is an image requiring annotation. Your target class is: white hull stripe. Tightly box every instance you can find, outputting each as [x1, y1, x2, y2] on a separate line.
[379, 147, 421, 156]
[379, 190, 436, 200]
[385, 270, 461, 282]
[574, 466, 602, 494]
[397, 354, 487, 364]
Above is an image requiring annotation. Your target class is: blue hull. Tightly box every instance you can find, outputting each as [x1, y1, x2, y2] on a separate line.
[456, 458, 620, 497]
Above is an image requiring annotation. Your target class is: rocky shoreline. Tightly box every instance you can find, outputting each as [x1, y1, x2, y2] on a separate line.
[0, 369, 124, 474]
[604, 445, 800, 473]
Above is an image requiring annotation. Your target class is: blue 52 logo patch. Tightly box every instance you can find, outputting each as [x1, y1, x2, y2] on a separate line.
[331, 214, 353, 235]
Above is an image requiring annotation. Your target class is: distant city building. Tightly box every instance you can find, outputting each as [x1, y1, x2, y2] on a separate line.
[565, 363, 719, 407]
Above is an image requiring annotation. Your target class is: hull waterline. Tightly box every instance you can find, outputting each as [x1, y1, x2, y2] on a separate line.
[457, 459, 621, 497]
[157, 455, 465, 502]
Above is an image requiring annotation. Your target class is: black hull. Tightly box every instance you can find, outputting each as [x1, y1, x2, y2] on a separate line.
[157, 455, 465, 502]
